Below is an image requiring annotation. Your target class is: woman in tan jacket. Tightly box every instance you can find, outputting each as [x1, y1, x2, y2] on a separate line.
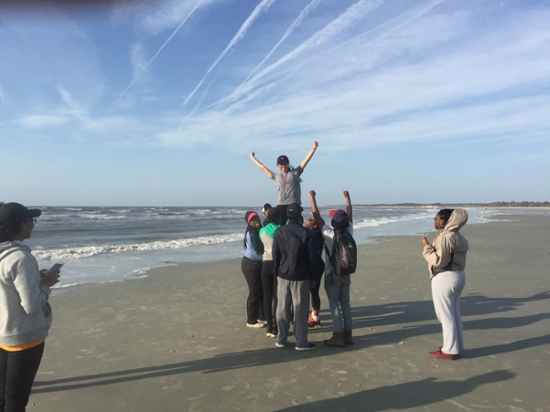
[421, 208, 469, 360]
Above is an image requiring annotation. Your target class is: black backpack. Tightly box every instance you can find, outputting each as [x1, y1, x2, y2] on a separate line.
[327, 229, 357, 276]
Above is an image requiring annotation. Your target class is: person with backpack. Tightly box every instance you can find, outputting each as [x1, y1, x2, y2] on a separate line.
[249, 141, 319, 224]
[308, 190, 357, 348]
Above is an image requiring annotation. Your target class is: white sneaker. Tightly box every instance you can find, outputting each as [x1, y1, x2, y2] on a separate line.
[275, 342, 286, 348]
[246, 322, 265, 328]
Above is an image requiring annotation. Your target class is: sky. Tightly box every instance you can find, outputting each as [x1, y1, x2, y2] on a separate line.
[1, 0, 549, 207]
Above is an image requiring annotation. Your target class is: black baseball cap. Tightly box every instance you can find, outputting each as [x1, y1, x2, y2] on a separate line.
[286, 203, 303, 219]
[0, 203, 41, 227]
[277, 155, 289, 165]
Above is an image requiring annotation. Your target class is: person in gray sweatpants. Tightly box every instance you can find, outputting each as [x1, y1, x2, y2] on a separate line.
[272, 203, 324, 351]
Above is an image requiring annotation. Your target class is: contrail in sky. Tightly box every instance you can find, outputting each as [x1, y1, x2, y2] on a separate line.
[183, 0, 277, 105]
[107, 0, 205, 113]
[240, 0, 322, 86]
[185, 0, 440, 120]
[230, 0, 385, 101]
[183, 0, 368, 114]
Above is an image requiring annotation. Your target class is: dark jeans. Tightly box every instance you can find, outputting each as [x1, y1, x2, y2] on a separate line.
[276, 205, 289, 225]
[261, 261, 278, 334]
[0, 342, 45, 412]
[241, 256, 264, 324]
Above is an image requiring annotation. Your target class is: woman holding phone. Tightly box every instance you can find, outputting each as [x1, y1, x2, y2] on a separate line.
[421, 208, 469, 360]
[0, 202, 60, 411]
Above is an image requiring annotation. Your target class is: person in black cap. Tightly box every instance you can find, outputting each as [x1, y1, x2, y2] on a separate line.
[250, 141, 319, 224]
[0, 202, 61, 411]
[272, 203, 324, 351]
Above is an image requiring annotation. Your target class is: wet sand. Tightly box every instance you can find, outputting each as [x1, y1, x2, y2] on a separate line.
[31, 214, 550, 411]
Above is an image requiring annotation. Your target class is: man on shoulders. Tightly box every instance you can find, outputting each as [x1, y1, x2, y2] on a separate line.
[273, 203, 324, 351]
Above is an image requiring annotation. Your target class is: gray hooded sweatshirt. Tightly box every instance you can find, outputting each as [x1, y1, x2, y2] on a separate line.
[0, 241, 52, 346]
[422, 208, 469, 279]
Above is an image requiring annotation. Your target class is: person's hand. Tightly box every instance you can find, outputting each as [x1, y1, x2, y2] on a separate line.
[312, 141, 319, 150]
[39, 269, 48, 278]
[41, 269, 60, 288]
[310, 280, 316, 288]
[250, 152, 256, 159]
[308, 190, 316, 198]
[421, 235, 430, 247]
[343, 190, 350, 199]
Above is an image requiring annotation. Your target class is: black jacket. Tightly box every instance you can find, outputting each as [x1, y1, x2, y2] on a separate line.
[273, 222, 324, 281]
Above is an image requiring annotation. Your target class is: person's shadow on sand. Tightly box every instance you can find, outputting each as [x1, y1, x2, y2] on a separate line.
[33, 346, 348, 393]
[275, 370, 515, 411]
[32, 292, 548, 393]
[347, 291, 550, 329]
[309, 290, 550, 358]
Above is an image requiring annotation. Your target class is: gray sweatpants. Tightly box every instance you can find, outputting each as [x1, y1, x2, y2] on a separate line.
[276, 278, 311, 348]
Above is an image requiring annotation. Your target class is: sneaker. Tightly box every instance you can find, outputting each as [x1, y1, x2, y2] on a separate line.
[295, 343, 316, 351]
[266, 332, 277, 338]
[246, 322, 265, 328]
[258, 319, 268, 325]
[275, 342, 286, 348]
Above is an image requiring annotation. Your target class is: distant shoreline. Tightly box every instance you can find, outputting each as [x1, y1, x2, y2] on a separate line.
[355, 203, 550, 209]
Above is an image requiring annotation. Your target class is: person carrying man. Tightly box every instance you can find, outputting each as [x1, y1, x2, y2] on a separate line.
[272, 203, 324, 351]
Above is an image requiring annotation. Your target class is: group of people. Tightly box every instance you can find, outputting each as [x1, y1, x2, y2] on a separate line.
[243, 141, 358, 351]
[243, 141, 470, 360]
[0, 144, 470, 411]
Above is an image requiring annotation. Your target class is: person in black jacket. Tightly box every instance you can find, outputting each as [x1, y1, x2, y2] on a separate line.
[272, 203, 324, 351]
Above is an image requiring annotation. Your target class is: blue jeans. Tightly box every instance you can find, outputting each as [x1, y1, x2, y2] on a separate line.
[324, 274, 352, 333]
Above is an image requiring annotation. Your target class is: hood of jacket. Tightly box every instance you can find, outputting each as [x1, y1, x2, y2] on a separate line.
[259, 223, 281, 239]
[441, 208, 468, 233]
[0, 241, 31, 263]
[439, 208, 469, 254]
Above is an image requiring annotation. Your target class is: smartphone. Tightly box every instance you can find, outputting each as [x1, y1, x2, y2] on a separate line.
[47, 262, 64, 274]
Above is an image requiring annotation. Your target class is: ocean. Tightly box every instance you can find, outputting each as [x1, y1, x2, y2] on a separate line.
[24, 206, 541, 289]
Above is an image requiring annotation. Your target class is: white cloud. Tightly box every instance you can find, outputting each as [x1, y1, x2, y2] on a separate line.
[158, 3, 550, 153]
[19, 114, 68, 129]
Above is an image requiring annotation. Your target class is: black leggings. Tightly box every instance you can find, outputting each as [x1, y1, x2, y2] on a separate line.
[0, 342, 45, 412]
[261, 261, 278, 334]
[276, 205, 289, 225]
[241, 257, 264, 324]
[310, 276, 321, 312]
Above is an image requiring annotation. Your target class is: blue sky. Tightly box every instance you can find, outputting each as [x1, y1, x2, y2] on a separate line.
[1, 0, 549, 207]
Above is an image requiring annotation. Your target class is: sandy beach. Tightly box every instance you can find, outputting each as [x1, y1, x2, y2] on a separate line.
[30, 214, 550, 411]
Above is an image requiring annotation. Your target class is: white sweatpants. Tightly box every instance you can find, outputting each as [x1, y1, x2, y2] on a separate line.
[431, 270, 466, 355]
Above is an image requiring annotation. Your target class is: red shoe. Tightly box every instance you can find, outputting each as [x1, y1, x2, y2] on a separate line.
[430, 349, 458, 360]
[308, 315, 321, 328]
